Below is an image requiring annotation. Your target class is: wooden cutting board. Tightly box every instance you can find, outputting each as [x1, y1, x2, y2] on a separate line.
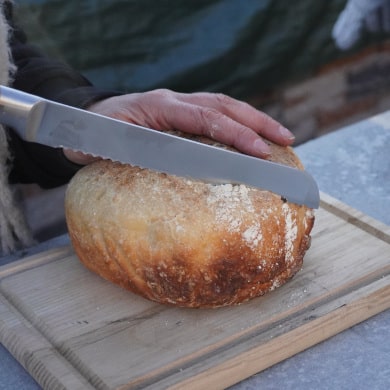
[1, 193, 389, 390]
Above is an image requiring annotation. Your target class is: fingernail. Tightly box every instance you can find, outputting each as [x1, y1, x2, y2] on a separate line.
[279, 125, 295, 140]
[253, 139, 271, 156]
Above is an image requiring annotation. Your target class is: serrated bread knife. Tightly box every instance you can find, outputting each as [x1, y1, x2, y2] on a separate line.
[0, 85, 319, 208]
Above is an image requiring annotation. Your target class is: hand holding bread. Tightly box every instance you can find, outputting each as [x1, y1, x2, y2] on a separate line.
[63, 89, 295, 165]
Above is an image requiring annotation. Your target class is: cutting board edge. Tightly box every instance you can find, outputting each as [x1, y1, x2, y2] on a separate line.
[0, 295, 98, 390]
[0, 245, 72, 279]
[319, 192, 390, 243]
[155, 278, 390, 390]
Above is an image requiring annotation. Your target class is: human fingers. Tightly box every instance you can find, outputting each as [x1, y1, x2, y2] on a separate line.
[173, 92, 295, 147]
[153, 97, 273, 158]
[87, 90, 292, 159]
[130, 90, 292, 158]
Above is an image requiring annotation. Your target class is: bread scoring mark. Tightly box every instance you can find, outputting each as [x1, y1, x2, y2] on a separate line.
[304, 209, 315, 231]
[282, 203, 298, 263]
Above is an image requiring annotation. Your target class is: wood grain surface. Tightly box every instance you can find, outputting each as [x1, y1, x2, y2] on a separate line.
[0, 193, 389, 390]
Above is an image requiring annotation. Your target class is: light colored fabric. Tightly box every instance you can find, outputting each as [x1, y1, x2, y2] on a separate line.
[0, 0, 34, 255]
[365, 0, 390, 33]
[332, 0, 389, 50]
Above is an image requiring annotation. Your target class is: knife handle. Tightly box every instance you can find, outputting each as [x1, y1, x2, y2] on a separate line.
[0, 85, 45, 141]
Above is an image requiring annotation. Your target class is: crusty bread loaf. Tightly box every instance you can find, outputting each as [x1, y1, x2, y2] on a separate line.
[65, 141, 315, 308]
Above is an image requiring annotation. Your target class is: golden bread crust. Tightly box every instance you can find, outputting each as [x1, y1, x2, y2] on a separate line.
[65, 143, 315, 308]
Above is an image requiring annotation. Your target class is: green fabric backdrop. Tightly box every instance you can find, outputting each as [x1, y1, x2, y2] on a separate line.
[14, 0, 389, 99]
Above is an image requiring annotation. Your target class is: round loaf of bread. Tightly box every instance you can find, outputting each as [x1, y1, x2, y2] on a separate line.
[65, 142, 315, 308]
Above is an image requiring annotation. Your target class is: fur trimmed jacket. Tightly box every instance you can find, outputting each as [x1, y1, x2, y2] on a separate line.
[0, 0, 119, 254]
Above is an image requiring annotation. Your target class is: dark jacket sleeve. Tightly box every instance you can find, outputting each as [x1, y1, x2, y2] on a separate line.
[5, 1, 121, 188]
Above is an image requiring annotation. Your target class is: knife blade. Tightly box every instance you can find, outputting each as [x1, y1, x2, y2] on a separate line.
[0, 85, 319, 208]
